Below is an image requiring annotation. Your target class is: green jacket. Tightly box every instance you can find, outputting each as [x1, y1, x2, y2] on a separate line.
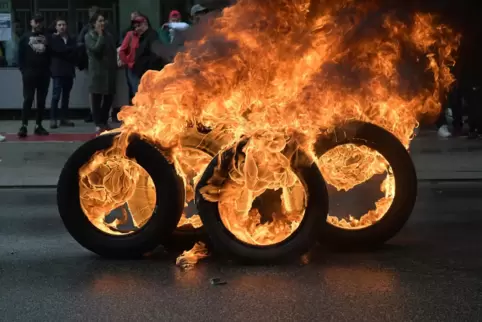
[85, 30, 117, 94]
[158, 28, 171, 45]
[157, 22, 192, 45]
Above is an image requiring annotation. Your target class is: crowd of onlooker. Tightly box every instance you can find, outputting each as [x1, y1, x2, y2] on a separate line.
[0, 4, 210, 142]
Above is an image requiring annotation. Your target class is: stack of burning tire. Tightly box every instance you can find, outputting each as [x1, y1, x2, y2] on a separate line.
[56, 121, 417, 262]
[55, 0, 457, 263]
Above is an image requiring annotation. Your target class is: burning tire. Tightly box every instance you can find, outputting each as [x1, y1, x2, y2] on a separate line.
[164, 129, 225, 250]
[57, 133, 185, 258]
[195, 139, 329, 263]
[315, 121, 417, 248]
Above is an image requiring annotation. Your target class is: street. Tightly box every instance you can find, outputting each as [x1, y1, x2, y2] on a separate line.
[1, 181, 481, 321]
[1, 0, 481, 320]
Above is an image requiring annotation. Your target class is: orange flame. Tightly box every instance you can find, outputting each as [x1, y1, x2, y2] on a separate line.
[176, 242, 209, 270]
[79, 0, 459, 254]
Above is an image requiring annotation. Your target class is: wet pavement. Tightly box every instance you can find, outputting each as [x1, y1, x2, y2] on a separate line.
[1, 182, 482, 321]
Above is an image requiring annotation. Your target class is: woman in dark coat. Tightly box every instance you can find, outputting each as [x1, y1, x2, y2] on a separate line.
[84, 12, 117, 133]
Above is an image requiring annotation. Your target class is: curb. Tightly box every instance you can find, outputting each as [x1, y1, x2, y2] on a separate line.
[2, 178, 482, 189]
[0, 185, 57, 189]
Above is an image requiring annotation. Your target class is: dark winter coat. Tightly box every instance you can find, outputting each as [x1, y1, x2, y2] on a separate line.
[78, 23, 118, 71]
[84, 30, 117, 94]
[133, 28, 168, 78]
[78, 23, 118, 46]
[50, 33, 77, 78]
[18, 31, 51, 76]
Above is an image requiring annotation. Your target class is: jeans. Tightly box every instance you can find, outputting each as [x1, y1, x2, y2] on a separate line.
[50, 76, 74, 121]
[91, 93, 114, 127]
[127, 69, 140, 98]
[21, 72, 50, 125]
[125, 68, 134, 104]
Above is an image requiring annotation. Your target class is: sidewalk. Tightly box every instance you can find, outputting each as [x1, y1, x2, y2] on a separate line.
[1, 121, 481, 187]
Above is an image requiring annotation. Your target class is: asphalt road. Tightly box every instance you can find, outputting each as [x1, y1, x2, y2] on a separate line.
[1, 182, 482, 321]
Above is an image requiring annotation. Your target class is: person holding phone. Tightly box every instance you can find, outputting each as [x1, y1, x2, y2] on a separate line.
[84, 12, 117, 134]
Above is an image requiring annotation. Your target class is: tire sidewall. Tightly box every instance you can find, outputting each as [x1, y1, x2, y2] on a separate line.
[57, 133, 185, 258]
[317, 121, 418, 247]
[196, 150, 329, 263]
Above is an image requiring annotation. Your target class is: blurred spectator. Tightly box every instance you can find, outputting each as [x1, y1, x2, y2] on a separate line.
[102, 16, 119, 122]
[85, 12, 117, 134]
[158, 10, 190, 45]
[120, 15, 167, 98]
[49, 18, 77, 129]
[190, 4, 209, 24]
[120, 10, 141, 105]
[121, 11, 140, 41]
[435, 82, 463, 138]
[458, 26, 482, 139]
[78, 6, 100, 123]
[119, 19, 141, 100]
[17, 13, 50, 138]
[77, 6, 100, 46]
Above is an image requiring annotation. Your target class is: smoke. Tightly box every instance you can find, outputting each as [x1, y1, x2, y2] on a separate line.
[123, 0, 458, 147]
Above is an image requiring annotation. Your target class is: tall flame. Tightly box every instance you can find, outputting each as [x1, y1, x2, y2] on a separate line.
[120, 0, 459, 149]
[79, 0, 459, 252]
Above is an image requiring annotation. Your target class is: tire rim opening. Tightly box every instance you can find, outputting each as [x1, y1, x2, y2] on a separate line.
[217, 169, 307, 246]
[318, 143, 395, 230]
[79, 153, 156, 235]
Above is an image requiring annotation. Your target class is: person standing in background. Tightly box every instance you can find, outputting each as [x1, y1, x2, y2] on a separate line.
[458, 25, 482, 139]
[120, 15, 165, 97]
[119, 18, 141, 98]
[77, 6, 101, 46]
[78, 6, 100, 123]
[158, 10, 190, 45]
[119, 11, 141, 105]
[17, 13, 51, 138]
[190, 4, 209, 24]
[85, 12, 117, 134]
[120, 11, 140, 42]
[49, 18, 77, 129]
[125, 15, 167, 95]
